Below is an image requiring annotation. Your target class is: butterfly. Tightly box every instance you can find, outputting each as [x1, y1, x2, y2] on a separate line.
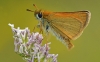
[27, 4, 91, 49]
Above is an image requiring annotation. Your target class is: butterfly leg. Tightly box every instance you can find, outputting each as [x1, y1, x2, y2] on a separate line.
[45, 24, 51, 42]
[37, 21, 43, 34]
[32, 26, 36, 32]
[46, 31, 50, 42]
[39, 26, 43, 34]
[43, 30, 51, 44]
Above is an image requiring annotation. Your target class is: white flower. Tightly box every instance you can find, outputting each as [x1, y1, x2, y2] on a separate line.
[9, 23, 58, 62]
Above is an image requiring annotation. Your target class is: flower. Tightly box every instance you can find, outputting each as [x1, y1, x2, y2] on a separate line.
[8, 23, 58, 62]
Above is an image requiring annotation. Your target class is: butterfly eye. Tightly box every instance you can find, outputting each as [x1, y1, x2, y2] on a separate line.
[38, 12, 42, 18]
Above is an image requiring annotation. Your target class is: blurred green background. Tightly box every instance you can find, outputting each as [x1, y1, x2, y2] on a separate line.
[0, 0, 100, 62]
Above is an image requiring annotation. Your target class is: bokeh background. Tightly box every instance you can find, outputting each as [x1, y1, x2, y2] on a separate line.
[0, 0, 100, 62]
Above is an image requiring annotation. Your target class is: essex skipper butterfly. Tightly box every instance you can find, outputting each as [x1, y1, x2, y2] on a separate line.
[27, 4, 91, 49]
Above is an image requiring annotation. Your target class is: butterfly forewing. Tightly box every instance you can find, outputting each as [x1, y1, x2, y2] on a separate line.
[43, 11, 90, 40]
[51, 17, 82, 40]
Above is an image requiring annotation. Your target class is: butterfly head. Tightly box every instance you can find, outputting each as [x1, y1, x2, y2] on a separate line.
[27, 4, 43, 20]
[34, 10, 43, 20]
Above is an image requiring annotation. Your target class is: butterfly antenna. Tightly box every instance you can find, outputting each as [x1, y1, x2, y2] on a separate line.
[33, 4, 38, 10]
[26, 4, 38, 12]
[26, 9, 34, 12]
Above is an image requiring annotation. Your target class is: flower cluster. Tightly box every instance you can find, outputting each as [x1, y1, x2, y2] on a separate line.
[8, 23, 58, 62]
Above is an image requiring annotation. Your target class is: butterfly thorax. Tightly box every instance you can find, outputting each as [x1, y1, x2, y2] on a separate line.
[34, 9, 52, 32]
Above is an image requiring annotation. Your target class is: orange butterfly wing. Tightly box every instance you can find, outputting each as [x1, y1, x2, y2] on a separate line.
[42, 11, 91, 49]
[43, 11, 90, 40]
